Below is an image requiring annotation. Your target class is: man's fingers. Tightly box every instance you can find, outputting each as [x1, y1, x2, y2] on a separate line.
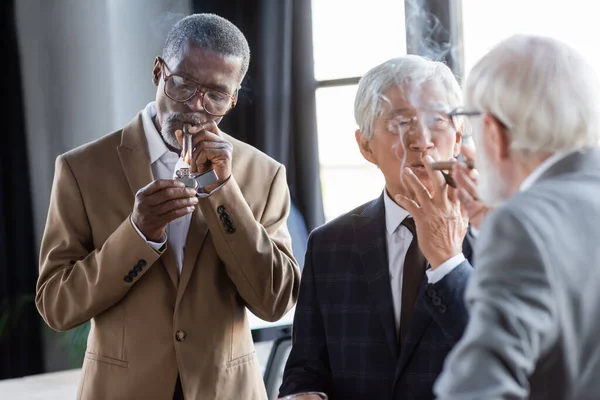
[145, 187, 198, 206]
[402, 168, 431, 206]
[138, 179, 186, 197]
[454, 164, 479, 200]
[394, 194, 421, 216]
[155, 196, 198, 216]
[424, 155, 448, 200]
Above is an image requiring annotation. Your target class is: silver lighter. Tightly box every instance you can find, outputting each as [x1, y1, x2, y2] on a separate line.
[175, 124, 219, 190]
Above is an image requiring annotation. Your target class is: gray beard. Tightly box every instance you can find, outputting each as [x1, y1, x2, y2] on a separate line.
[161, 130, 180, 150]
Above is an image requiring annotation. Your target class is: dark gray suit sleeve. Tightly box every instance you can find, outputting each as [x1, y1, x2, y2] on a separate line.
[434, 207, 558, 399]
[422, 260, 473, 342]
[279, 232, 332, 397]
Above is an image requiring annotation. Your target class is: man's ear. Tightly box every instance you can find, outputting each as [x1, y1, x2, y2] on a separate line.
[483, 113, 510, 162]
[453, 129, 463, 158]
[355, 129, 377, 165]
[152, 57, 162, 86]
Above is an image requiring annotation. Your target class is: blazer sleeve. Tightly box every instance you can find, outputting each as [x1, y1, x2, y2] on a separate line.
[198, 164, 300, 322]
[434, 207, 558, 399]
[422, 260, 473, 342]
[279, 231, 332, 397]
[36, 155, 163, 331]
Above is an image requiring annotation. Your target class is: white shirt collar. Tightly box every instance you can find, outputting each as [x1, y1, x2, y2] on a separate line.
[141, 102, 170, 164]
[383, 190, 410, 235]
[519, 150, 576, 192]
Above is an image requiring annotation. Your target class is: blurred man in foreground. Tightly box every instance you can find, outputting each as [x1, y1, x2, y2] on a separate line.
[435, 34, 600, 399]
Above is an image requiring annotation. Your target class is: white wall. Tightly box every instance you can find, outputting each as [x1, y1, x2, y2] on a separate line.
[16, 0, 191, 372]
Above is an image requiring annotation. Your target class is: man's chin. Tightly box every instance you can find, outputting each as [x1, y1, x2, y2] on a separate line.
[161, 132, 180, 150]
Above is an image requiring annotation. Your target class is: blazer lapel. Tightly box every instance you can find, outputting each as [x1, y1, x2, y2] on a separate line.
[117, 112, 179, 289]
[394, 280, 432, 382]
[176, 207, 209, 303]
[352, 194, 398, 358]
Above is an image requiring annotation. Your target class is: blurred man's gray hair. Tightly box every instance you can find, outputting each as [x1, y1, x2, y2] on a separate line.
[354, 55, 463, 140]
[163, 13, 250, 80]
[465, 34, 600, 154]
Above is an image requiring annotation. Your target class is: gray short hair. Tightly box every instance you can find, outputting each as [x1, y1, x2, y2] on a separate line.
[162, 13, 250, 80]
[354, 55, 462, 140]
[465, 34, 600, 153]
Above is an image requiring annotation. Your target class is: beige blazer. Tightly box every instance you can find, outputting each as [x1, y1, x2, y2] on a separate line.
[36, 112, 300, 400]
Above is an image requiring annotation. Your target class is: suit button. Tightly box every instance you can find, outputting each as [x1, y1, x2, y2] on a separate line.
[130, 270, 138, 277]
[438, 304, 447, 314]
[137, 259, 147, 267]
[133, 265, 142, 273]
[217, 205, 226, 214]
[123, 275, 133, 283]
[432, 296, 442, 306]
[175, 330, 186, 342]
[426, 288, 436, 298]
[227, 226, 236, 234]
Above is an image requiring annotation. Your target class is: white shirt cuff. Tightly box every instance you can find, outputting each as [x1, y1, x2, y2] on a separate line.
[130, 216, 166, 251]
[426, 253, 465, 284]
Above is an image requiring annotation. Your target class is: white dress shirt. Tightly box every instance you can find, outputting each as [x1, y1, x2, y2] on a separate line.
[131, 102, 193, 274]
[383, 191, 465, 330]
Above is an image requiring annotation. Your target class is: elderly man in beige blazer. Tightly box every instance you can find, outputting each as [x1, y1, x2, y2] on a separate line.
[36, 14, 300, 400]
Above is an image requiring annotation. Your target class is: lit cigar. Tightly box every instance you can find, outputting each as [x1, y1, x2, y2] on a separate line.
[429, 158, 475, 188]
[429, 158, 475, 171]
[174, 123, 219, 191]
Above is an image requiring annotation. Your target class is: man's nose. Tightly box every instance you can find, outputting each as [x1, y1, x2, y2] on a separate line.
[186, 92, 206, 113]
[406, 123, 434, 152]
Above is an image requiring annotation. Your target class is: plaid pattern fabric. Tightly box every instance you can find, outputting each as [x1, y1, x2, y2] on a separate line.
[280, 195, 474, 400]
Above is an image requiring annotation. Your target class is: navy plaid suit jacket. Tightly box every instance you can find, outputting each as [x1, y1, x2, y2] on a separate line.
[279, 195, 474, 400]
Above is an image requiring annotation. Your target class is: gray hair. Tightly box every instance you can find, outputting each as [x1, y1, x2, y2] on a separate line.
[354, 55, 462, 139]
[162, 13, 250, 80]
[465, 34, 600, 154]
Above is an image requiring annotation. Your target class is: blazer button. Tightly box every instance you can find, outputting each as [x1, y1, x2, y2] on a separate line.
[438, 304, 448, 314]
[175, 330, 186, 342]
[133, 265, 142, 274]
[217, 205, 226, 214]
[426, 288, 436, 298]
[432, 296, 442, 306]
[137, 259, 147, 267]
[123, 275, 133, 283]
[227, 226, 236, 234]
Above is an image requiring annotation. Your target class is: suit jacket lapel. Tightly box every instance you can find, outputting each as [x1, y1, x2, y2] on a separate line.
[117, 112, 179, 289]
[352, 194, 398, 358]
[176, 207, 209, 303]
[394, 279, 432, 382]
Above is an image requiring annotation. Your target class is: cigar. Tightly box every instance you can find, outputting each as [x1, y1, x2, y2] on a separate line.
[430, 159, 475, 171]
[429, 158, 475, 188]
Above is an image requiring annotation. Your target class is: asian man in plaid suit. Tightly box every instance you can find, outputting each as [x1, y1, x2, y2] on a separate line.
[278, 56, 476, 400]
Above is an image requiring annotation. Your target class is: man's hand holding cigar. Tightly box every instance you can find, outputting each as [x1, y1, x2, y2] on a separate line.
[175, 121, 233, 193]
[429, 145, 491, 230]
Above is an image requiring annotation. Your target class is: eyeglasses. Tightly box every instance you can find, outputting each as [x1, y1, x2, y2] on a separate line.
[447, 108, 509, 131]
[158, 57, 237, 117]
[387, 109, 465, 135]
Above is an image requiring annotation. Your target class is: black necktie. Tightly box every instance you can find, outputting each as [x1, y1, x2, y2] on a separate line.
[399, 217, 427, 344]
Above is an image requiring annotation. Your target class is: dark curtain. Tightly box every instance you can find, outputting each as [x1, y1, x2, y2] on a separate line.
[192, 0, 325, 230]
[404, 0, 464, 80]
[0, 0, 44, 379]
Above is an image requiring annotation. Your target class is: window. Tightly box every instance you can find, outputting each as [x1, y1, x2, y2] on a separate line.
[311, 0, 406, 221]
[462, 0, 600, 78]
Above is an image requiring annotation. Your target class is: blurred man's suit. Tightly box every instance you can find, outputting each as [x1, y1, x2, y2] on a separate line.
[279, 193, 474, 400]
[435, 148, 600, 399]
